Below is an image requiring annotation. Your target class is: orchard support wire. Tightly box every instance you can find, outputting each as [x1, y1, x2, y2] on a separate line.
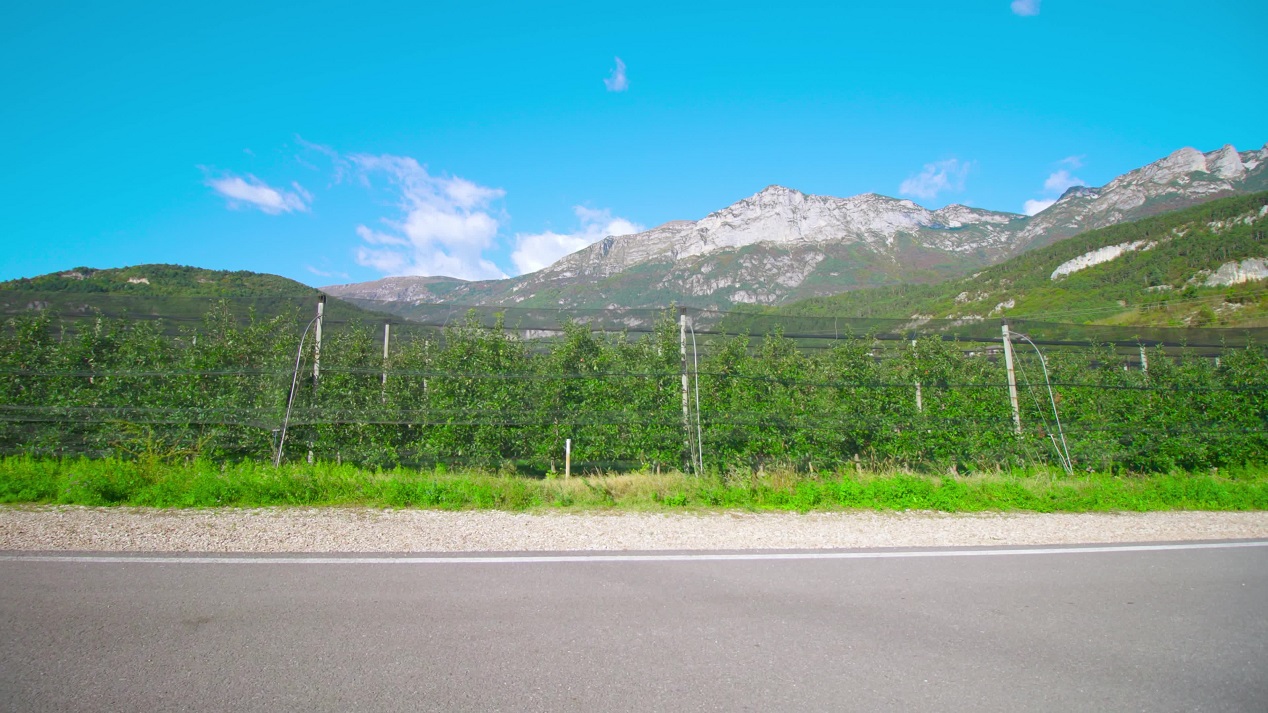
[274, 314, 321, 467]
[675, 308, 705, 475]
[1013, 331, 1074, 475]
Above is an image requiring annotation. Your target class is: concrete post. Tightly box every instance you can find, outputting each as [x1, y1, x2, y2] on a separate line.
[680, 310, 692, 472]
[382, 321, 391, 386]
[313, 295, 325, 390]
[912, 339, 923, 413]
[1002, 323, 1021, 435]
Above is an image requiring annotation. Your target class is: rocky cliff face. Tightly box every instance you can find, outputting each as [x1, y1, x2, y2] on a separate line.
[542, 187, 1020, 278]
[492, 186, 1024, 307]
[1014, 144, 1268, 251]
[323, 142, 1268, 311]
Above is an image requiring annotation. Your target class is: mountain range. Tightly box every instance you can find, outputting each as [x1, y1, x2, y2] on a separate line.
[774, 190, 1268, 329]
[324, 143, 1268, 315]
[5, 142, 1265, 331]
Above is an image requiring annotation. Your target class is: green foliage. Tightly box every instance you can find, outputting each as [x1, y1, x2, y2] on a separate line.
[0, 264, 396, 327]
[0, 264, 319, 297]
[2, 301, 1267, 475]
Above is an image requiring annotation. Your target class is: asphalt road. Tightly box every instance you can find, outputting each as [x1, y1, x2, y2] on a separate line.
[2, 543, 1266, 712]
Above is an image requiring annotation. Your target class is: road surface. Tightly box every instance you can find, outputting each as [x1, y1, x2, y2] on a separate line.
[2, 542, 1266, 712]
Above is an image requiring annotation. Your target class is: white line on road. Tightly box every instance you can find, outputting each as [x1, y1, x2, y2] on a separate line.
[2, 541, 1266, 565]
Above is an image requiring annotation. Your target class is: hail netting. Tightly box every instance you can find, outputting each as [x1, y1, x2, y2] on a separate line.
[1, 292, 1266, 473]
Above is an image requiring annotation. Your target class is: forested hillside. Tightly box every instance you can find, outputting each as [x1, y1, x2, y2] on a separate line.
[0, 264, 390, 324]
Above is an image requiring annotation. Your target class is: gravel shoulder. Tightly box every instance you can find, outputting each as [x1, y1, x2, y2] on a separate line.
[2, 506, 1267, 552]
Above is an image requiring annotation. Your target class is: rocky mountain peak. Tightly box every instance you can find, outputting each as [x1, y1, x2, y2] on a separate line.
[741, 184, 806, 209]
[1129, 147, 1209, 186]
[1086, 143, 1259, 200]
[320, 275, 468, 304]
[1058, 185, 1101, 201]
[849, 192, 912, 206]
[1015, 143, 1263, 252]
[1207, 144, 1246, 179]
[932, 203, 1021, 227]
[754, 184, 798, 198]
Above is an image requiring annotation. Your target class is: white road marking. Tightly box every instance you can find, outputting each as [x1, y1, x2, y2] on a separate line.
[1, 541, 1266, 565]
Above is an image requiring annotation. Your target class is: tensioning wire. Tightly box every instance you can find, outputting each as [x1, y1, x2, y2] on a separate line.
[5, 365, 1264, 393]
[5, 407, 1260, 436]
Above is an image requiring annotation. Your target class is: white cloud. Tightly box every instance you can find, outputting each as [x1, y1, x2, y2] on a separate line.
[350, 154, 509, 281]
[1010, 0, 1040, 16]
[299, 141, 639, 281]
[898, 159, 972, 201]
[305, 264, 349, 281]
[511, 206, 643, 275]
[604, 57, 628, 92]
[355, 225, 408, 246]
[1023, 159, 1088, 215]
[206, 173, 311, 214]
[1043, 169, 1085, 195]
[294, 135, 355, 185]
[1023, 198, 1057, 216]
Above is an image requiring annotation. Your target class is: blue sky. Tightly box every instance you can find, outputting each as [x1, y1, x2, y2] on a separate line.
[2, 0, 1265, 285]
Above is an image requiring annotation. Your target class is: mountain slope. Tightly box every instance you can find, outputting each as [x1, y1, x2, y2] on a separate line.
[325, 142, 1268, 312]
[1, 264, 316, 297]
[0, 264, 389, 323]
[325, 188, 1028, 312]
[774, 191, 1268, 328]
[1013, 144, 1268, 252]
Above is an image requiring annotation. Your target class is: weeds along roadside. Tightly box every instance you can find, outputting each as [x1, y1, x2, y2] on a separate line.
[1, 456, 1266, 512]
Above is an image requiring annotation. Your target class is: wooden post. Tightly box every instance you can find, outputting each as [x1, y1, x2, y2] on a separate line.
[1002, 323, 1021, 435]
[565, 438, 571, 479]
[313, 295, 325, 390]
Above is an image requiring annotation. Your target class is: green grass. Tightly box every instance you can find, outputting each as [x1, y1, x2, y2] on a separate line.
[2, 456, 1266, 512]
